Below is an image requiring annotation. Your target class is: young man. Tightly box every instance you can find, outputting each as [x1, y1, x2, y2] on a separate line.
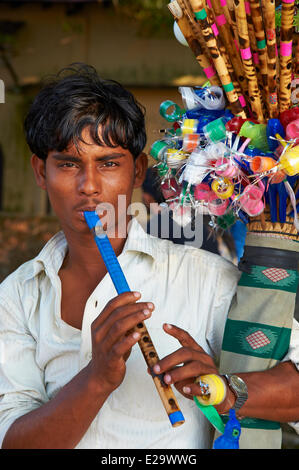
[0, 64, 298, 449]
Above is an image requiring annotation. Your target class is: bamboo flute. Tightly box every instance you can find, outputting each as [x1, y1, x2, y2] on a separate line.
[84, 211, 185, 428]
[248, 0, 269, 115]
[291, 32, 299, 104]
[168, 0, 222, 86]
[244, 0, 267, 117]
[178, 0, 214, 60]
[279, 0, 295, 112]
[261, 0, 279, 118]
[225, 0, 241, 50]
[244, 2, 262, 85]
[204, 0, 250, 113]
[212, 0, 234, 27]
[233, 0, 265, 122]
[187, 0, 247, 117]
[207, 0, 250, 112]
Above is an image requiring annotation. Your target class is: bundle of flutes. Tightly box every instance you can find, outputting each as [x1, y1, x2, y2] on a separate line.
[168, 0, 298, 123]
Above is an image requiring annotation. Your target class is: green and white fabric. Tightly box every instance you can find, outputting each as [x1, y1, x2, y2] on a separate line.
[219, 233, 299, 449]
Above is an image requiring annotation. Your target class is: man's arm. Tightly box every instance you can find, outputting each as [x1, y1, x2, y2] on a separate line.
[2, 292, 154, 449]
[218, 361, 299, 422]
[2, 364, 107, 449]
[152, 324, 299, 424]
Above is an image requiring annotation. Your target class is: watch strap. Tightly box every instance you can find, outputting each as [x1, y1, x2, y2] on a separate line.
[224, 374, 248, 412]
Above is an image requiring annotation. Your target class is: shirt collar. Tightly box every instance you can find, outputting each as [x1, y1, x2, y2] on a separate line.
[22, 217, 166, 283]
[123, 217, 167, 262]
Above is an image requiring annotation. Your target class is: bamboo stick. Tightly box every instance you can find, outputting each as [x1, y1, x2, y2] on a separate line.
[248, 0, 269, 116]
[225, 0, 241, 50]
[168, 1, 222, 86]
[244, 0, 268, 118]
[279, 0, 295, 112]
[233, 0, 265, 122]
[205, 0, 242, 97]
[208, 0, 250, 111]
[187, 0, 247, 117]
[261, 0, 278, 118]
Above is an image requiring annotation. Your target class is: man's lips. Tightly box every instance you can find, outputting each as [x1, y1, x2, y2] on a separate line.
[76, 207, 98, 220]
[77, 207, 97, 212]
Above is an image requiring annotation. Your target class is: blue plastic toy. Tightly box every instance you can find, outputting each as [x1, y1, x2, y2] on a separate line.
[213, 409, 241, 449]
[266, 118, 285, 152]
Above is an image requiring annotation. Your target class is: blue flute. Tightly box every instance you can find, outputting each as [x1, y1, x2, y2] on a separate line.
[84, 211, 185, 427]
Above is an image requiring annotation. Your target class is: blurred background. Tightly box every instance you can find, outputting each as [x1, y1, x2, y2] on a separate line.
[0, 0, 298, 448]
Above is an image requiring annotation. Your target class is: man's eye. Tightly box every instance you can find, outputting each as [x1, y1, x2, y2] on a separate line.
[103, 161, 118, 168]
[60, 162, 76, 168]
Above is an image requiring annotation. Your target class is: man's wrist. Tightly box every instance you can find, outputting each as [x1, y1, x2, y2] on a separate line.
[84, 363, 112, 402]
[214, 377, 236, 415]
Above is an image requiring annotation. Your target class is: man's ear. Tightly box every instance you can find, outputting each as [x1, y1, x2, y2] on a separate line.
[31, 154, 47, 190]
[133, 152, 148, 189]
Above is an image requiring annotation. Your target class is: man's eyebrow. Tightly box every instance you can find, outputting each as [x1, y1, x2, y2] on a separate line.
[51, 152, 127, 162]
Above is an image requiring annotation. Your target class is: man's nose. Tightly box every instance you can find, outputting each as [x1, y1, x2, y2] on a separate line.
[78, 167, 100, 195]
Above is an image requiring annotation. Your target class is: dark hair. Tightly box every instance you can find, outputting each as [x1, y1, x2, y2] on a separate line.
[24, 63, 147, 160]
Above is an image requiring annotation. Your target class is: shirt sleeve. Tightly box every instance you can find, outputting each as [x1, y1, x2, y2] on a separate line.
[281, 317, 299, 434]
[0, 294, 48, 447]
[282, 317, 299, 370]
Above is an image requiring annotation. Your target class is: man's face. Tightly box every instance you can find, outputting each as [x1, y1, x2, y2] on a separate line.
[31, 127, 147, 237]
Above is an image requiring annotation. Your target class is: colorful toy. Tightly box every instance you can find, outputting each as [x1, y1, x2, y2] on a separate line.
[213, 409, 241, 449]
[193, 374, 242, 449]
[161, 0, 299, 451]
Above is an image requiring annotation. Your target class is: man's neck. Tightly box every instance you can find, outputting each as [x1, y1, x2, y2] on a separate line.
[60, 220, 130, 281]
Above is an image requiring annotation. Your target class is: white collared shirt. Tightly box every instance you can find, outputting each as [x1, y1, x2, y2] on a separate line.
[0, 217, 298, 449]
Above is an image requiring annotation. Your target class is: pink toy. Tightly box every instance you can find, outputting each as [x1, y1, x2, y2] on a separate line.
[208, 193, 229, 216]
[286, 118, 299, 144]
[194, 183, 213, 201]
[239, 182, 265, 216]
[215, 157, 239, 178]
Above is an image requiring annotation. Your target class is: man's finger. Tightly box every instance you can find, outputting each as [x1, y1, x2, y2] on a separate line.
[162, 361, 216, 386]
[91, 291, 141, 329]
[93, 300, 154, 337]
[95, 307, 152, 349]
[110, 331, 141, 361]
[181, 382, 211, 397]
[163, 323, 205, 352]
[152, 348, 201, 376]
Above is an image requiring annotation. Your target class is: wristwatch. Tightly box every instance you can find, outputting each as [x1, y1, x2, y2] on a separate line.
[223, 374, 248, 412]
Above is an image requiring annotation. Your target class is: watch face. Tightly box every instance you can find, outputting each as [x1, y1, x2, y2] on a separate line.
[230, 375, 247, 394]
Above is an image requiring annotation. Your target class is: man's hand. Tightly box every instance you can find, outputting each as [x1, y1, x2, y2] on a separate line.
[87, 291, 155, 396]
[152, 324, 219, 398]
[151, 324, 236, 413]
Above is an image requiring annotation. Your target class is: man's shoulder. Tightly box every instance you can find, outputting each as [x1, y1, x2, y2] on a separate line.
[149, 233, 239, 278]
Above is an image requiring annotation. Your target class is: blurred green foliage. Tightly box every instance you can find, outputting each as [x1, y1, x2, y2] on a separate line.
[117, 0, 173, 37]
